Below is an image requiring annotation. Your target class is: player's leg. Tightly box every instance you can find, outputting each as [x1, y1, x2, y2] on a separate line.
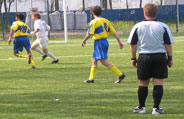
[13, 37, 27, 58]
[26, 50, 36, 69]
[84, 58, 98, 83]
[100, 59, 125, 83]
[133, 54, 151, 114]
[31, 39, 45, 55]
[14, 51, 20, 57]
[152, 78, 164, 114]
[43, 49, 58, 63]
[14, 52, 27, 58]
[151, 54, 167, 114]
[24, 37, 36, 68]
[40, 38, 58, 63]
[133, 80, 149, 114]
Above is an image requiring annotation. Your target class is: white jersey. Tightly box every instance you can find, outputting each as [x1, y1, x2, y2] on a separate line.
[34, 19, 50, 39]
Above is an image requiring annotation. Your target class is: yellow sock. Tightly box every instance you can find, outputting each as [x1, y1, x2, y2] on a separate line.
[89, 66, 98, 80]
[108, 65, 123, 76]
[31, 59, 36, 66]
[18, 54, 27, 58]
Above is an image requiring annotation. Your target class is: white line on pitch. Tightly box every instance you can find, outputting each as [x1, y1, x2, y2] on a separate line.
[0, 51, 184, 61]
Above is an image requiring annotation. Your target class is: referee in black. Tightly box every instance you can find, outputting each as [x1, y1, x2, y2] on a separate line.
[128, 3, 174, 114]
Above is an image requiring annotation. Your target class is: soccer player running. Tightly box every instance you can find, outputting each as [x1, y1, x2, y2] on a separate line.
[128, 3, 174, 114]
[8, 13, 36, 69]
[81, 6, 125, 83]
[31, 13, 59, 64]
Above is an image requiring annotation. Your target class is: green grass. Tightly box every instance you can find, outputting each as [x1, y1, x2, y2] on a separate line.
[111, 19, 184, 35]
[0, 36, 184, 119]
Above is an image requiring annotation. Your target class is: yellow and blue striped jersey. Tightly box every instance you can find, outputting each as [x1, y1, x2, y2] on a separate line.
[88, 17, 116, 40]
[11, 21, 31, 38]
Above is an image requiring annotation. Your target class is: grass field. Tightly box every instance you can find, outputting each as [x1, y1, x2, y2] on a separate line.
[0, 36, 184, 119]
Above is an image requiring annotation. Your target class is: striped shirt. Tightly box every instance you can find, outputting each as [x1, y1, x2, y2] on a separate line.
[11, 21, 31, 38]
[128, 20, 174, 54]
[88, 17, 116, 40]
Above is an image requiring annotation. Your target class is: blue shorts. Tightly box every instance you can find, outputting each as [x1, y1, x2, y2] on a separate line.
[92, 39, 109, 60]
[13, 36, 31, 52]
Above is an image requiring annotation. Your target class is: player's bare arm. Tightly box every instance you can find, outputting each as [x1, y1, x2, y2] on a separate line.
[113, 33, 123, 49]
[130, 45, 137, 68]
[8, 29, 14, 45]
[81, 33, 91, 47]
[165, 44, 173, 67]
[31, 29, 40, 36]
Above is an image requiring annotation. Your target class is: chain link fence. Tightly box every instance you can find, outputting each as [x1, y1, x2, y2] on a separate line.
[0, 4, 184, 40]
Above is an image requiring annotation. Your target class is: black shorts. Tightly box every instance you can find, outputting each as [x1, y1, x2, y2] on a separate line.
[137, 53, 168, 80]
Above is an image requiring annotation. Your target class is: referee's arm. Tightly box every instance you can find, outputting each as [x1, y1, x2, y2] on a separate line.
[163, 27, 174, 67]
[128, 27, 138, 67]
[165, 44, 173, 67]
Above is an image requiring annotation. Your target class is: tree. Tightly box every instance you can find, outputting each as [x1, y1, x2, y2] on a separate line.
[0, 0, 3, 25]
[109, 0, 112, 9]
[82, 0, 85, 11]
[160, 0, 163, 6]
[103, 0, 107, 10]
[3, 0, 14, 29]
[55, 0, 59, 11]
[126, 0, 129, 9]
[50, 0, 54, 12]
[140, 0, 142, 8]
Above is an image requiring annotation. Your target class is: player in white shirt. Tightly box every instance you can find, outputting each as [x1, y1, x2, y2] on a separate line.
[31, 13, 59, 64]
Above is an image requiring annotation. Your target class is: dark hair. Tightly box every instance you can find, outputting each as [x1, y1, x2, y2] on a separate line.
[143, 3, 157, 18]
[32, 13, 41, 19]
[92, 6, 102, 16]
[15, 13, 24, 20]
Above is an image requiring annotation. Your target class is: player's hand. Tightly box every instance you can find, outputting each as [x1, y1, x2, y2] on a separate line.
[81, 40, 86, 47]
[31, 31, 35, 36]
[168, 61, 173, 67]
[8, 37, 12, 45]
[118, 40, 123, 49]
[167, 56, 173, 67]
[131, 59, 137, 68]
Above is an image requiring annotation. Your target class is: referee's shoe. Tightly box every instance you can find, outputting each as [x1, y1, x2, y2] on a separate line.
[115, 74, 126, 83]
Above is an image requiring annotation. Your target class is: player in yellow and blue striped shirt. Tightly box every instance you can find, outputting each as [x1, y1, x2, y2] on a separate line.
[81, 6, 126, 83]
[8, 13, 36, 69]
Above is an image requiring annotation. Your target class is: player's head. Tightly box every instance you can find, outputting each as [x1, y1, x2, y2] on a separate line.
[15, 13, 24, 21]
[92, 6, 102, 17]
[32, 13, 41, 21]
[143, 3, 157, 19]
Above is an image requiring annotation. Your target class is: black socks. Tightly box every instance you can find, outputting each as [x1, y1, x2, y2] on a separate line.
[153, 85, 163, 109]
[138, 86, 148, 108]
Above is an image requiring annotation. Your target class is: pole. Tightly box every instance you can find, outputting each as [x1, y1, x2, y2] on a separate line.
[16, 0, 17, 12]
[30, 0, 34, 40]
[47, 0, 50, 38]
[63, 0, 68, 43]
[176, 0, 179, 34]
[1, 13, 5, 40]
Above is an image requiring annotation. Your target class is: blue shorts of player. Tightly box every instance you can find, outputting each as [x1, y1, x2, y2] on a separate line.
[92, 39, 109, 60]
[13, 36, 31, 52]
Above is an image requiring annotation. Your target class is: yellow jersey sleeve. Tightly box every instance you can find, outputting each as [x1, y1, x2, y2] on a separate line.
[108, 22, 116, 35]
[11, 22, 19, 31]
[88, 21, 96, 35]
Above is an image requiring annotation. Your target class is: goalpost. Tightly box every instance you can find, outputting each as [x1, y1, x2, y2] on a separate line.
[63, 0, 68, 43]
